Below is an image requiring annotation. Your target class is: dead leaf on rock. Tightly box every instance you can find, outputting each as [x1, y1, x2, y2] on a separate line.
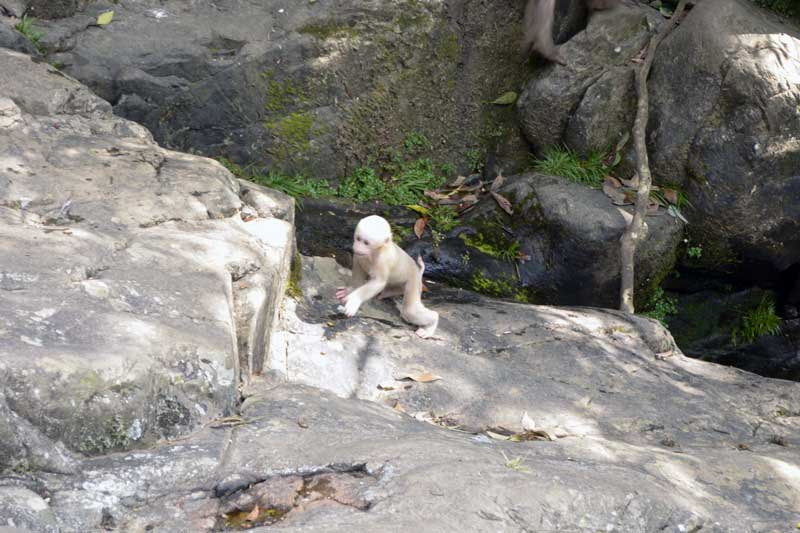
[486, 430, 511, 441]
[490, 172, 505, 192]
[510, 429, 555, 442]
[663, 188, 679, 205]
[603, 178, 628, 205]
[491, 191, 513, 215]
[396, 372, 442, 383]
[451, 175, 467, 187]
[620, 174, 640, 188]
[414, 217, 427, 239]
[245, 505, 260, 522]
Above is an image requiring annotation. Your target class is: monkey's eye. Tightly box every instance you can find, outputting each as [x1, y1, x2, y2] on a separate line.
[363, 240, 369, 246]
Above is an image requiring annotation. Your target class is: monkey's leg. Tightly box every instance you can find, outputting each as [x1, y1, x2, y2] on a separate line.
[522, 0, 566, 65]
[399, 279, 439, 338]
[378, 284, 404, 300]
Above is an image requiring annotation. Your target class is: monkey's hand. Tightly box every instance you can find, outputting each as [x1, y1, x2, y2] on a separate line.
[343, 294, 362, 317]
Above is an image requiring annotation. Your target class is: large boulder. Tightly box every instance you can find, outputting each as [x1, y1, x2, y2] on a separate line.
[517, 2, 663, 157]
[2, 256, 798, 531]
[648, 0, 800, 279]
[0, 48, 294, 466]
[21, 0, 531, 179]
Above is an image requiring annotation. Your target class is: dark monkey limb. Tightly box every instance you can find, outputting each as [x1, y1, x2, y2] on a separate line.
[521, 0, 620, 64]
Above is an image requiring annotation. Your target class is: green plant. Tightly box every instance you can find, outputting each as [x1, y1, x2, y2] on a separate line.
[466, 149, 483, 174]
[218, 158, 334, 201]
[731, 294, 782, 346]
[533, 146, 608, 187]
[428, 205, 458, 233]
[687, 246, 702, 259]
[338, 166, 387, 203]
[402, 131, 431, 155]
[384, 158, 446, 205]
[15, 15, 43, 49]
[641, 287, 677, 325]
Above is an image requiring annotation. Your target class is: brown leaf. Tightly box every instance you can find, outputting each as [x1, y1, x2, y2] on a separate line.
[395, 372, 443, 383]
[603, 179, 628, 205]
[451, 175, 467, 187]
[460, 194, 479, 204]
[245, 506, 260, 522]
[490, 172, 505, 192]
[414, 217, 427, 239]
[620, 173, 640, 188]
[491, 191, 513, 215]
[424, 190, 450, 201]
[663, 188, 679, 205]
[604, 176, 622, 189]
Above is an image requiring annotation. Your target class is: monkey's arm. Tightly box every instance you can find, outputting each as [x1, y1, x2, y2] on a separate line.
[342, 277, 387, 317]
[336, 259, 368, 302]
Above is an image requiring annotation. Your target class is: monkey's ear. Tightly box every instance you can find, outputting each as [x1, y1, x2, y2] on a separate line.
[384, 236, 391, 245]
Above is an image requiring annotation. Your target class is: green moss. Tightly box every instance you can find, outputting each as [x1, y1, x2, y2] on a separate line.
[436, 32, 460, 62]
[261, 71, 306, 114]
[78, 415, 131, 455]
[459, 219, 521, 263]
[472, 271, 515, 298]
[287, 251, 303, 299]
[298, 20, 359, 40]
[265, 111, 321, 164]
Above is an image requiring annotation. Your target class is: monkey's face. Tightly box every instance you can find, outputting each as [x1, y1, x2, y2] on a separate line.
[353, 230, 373, 257]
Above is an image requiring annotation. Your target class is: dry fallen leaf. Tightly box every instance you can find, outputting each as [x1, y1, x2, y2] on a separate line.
[604, 176, 622, 188]
[245, 506, 260, 522]
[663, 188, 679, 205]
[451, 175, 467, 187]
[603, 178, 628, 205]
[491, 191, 513, 215]
[414, 217, 427, 239]
[490, 172, 506, 192]
[620, 173, 640, 188]
[486, 430, 511, 441]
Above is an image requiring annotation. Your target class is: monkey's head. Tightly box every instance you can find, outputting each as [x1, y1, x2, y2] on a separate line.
[353, 215, 391, 257]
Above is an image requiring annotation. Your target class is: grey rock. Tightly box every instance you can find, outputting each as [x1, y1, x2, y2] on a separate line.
[0, 48, 294, 460]
[0, 21, 38, 54]
[649, 0, 800, 277]
[32, 0, 532, 178]
[518, 3, 662, 156]
[6, 259, 797, 531]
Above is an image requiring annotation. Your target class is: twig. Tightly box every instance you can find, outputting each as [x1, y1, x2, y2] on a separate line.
[619, 0, 689, 313]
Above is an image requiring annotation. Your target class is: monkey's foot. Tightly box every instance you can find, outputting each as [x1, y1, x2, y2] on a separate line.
[415, 326, 437, 339]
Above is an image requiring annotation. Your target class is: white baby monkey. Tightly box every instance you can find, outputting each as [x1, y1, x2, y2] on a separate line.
[336, 215, 439, 338]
